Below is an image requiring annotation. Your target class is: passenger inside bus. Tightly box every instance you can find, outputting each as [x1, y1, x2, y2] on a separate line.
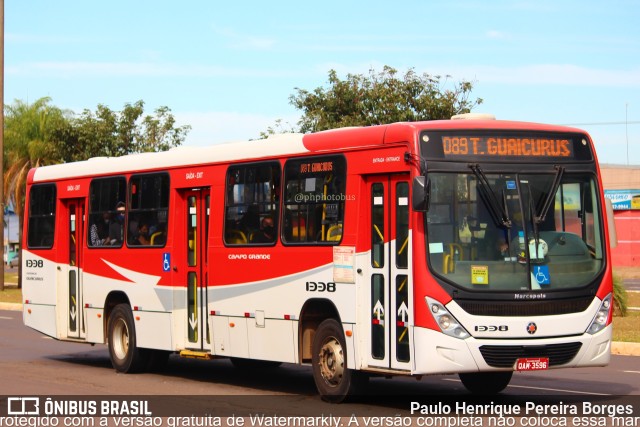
[89, 212, 111, 246]
[236, 204, 260, 235]
[251, 216, 276, 244]
[131, 223, 150, 245]
[108, 202, 126, 245]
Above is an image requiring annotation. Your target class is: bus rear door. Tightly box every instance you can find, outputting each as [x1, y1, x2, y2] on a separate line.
[62, 199, 86, 340]
[365, 174, 412, 371]
[180, 188, 211, 351]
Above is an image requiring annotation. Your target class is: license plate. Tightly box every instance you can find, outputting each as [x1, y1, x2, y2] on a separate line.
[515, 357, 549, 371]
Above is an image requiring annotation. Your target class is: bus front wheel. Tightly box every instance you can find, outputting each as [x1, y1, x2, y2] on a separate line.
[312, 319, 366, 403]
[107, 304, 148, 373]
[459, 371, 513, 394]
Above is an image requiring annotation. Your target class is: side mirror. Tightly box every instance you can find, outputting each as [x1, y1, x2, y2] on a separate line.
[412, 176, 430, 212]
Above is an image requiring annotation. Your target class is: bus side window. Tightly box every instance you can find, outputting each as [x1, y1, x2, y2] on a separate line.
[128, 173, 170, 248]
[88, 177, 126, 248]
[224, 162, 280, 246]
[282, 155, 346, 244]
[27, 184, 57, 249]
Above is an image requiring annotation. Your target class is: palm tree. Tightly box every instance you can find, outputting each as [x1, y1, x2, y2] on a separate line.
[3, 97, 69, 287]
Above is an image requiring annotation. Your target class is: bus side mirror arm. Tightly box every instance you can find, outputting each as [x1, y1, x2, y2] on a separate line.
[412, 176, 430, 212]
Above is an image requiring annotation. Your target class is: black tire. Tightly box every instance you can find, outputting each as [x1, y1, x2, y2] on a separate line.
[230, 357, 282, 370]
[459, 371, 513, 394]
[312, 319, 367, 403]
[107, 304, 148, 373]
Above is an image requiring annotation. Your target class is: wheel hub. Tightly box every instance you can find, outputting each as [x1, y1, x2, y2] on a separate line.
[318, 337, 344, 386]
[113, 318, 130, 360]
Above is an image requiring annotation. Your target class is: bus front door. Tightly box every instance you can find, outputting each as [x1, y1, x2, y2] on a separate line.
[365, 174, 412, 371]
[63, 199, 86, 340]
[181, 188, 211, 351]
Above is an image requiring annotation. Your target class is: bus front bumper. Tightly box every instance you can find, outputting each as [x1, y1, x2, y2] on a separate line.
[412, 325, 612, 375]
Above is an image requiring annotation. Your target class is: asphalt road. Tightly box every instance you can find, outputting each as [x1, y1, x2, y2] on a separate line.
[1, 308, 639, 417]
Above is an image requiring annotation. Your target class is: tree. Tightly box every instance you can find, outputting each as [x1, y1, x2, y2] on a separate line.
[4, 98, 190, 212]
[57, 101, 191, 162]
[3, 98, 191, 287]
[3, 97, 69, 216]
[258, 118, 298, 139]
[3, 97, 70, 287]
[279, 66, 482, 134]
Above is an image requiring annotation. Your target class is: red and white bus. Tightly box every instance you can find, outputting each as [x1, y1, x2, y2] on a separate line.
[22, 114, 614, 401]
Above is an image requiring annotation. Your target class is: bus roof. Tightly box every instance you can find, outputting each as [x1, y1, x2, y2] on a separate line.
[29, 119, 590, 183]
[31, 132, 308, 183]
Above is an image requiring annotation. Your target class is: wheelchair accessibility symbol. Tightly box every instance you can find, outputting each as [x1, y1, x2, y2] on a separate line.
[163, 253, 171, 272]
[533, 265, 550, 286]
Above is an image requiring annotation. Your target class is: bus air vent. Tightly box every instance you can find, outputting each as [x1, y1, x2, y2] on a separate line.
[457, 297, 593, 317]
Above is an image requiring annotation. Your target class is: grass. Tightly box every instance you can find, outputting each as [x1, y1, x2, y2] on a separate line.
[613, 312, 640, 343]
[0, 287, 22, 304]
[613, 290, 640, 343]
[3, 271, 18, 285]
[628, 292, 640, 307]
[1, 270, 22, 304]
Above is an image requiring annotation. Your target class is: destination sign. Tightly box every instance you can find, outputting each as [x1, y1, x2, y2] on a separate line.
[420, 130, 595, 163]
[441, 136, 574, 159]
[300, 160, 334, 174]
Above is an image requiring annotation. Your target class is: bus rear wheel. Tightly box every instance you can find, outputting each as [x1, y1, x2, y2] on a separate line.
[108, 304, 148, 373]
[459, 371, 513, 394]
[312, 319, 366, 403]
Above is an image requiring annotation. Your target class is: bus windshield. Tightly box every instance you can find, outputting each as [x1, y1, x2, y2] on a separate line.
[426, 170, 604, 292]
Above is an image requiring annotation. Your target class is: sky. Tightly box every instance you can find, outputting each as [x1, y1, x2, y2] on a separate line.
[5, 0, 640, 165]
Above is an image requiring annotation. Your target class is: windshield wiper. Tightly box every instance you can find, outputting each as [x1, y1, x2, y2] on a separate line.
[528, 183, 541, 246]
[469, 164, 512, 229]
[534, 165, 565, 225]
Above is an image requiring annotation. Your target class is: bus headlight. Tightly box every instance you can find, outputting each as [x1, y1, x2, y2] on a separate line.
[587, 293, 612, 335]
[426, 297, 470, 339]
